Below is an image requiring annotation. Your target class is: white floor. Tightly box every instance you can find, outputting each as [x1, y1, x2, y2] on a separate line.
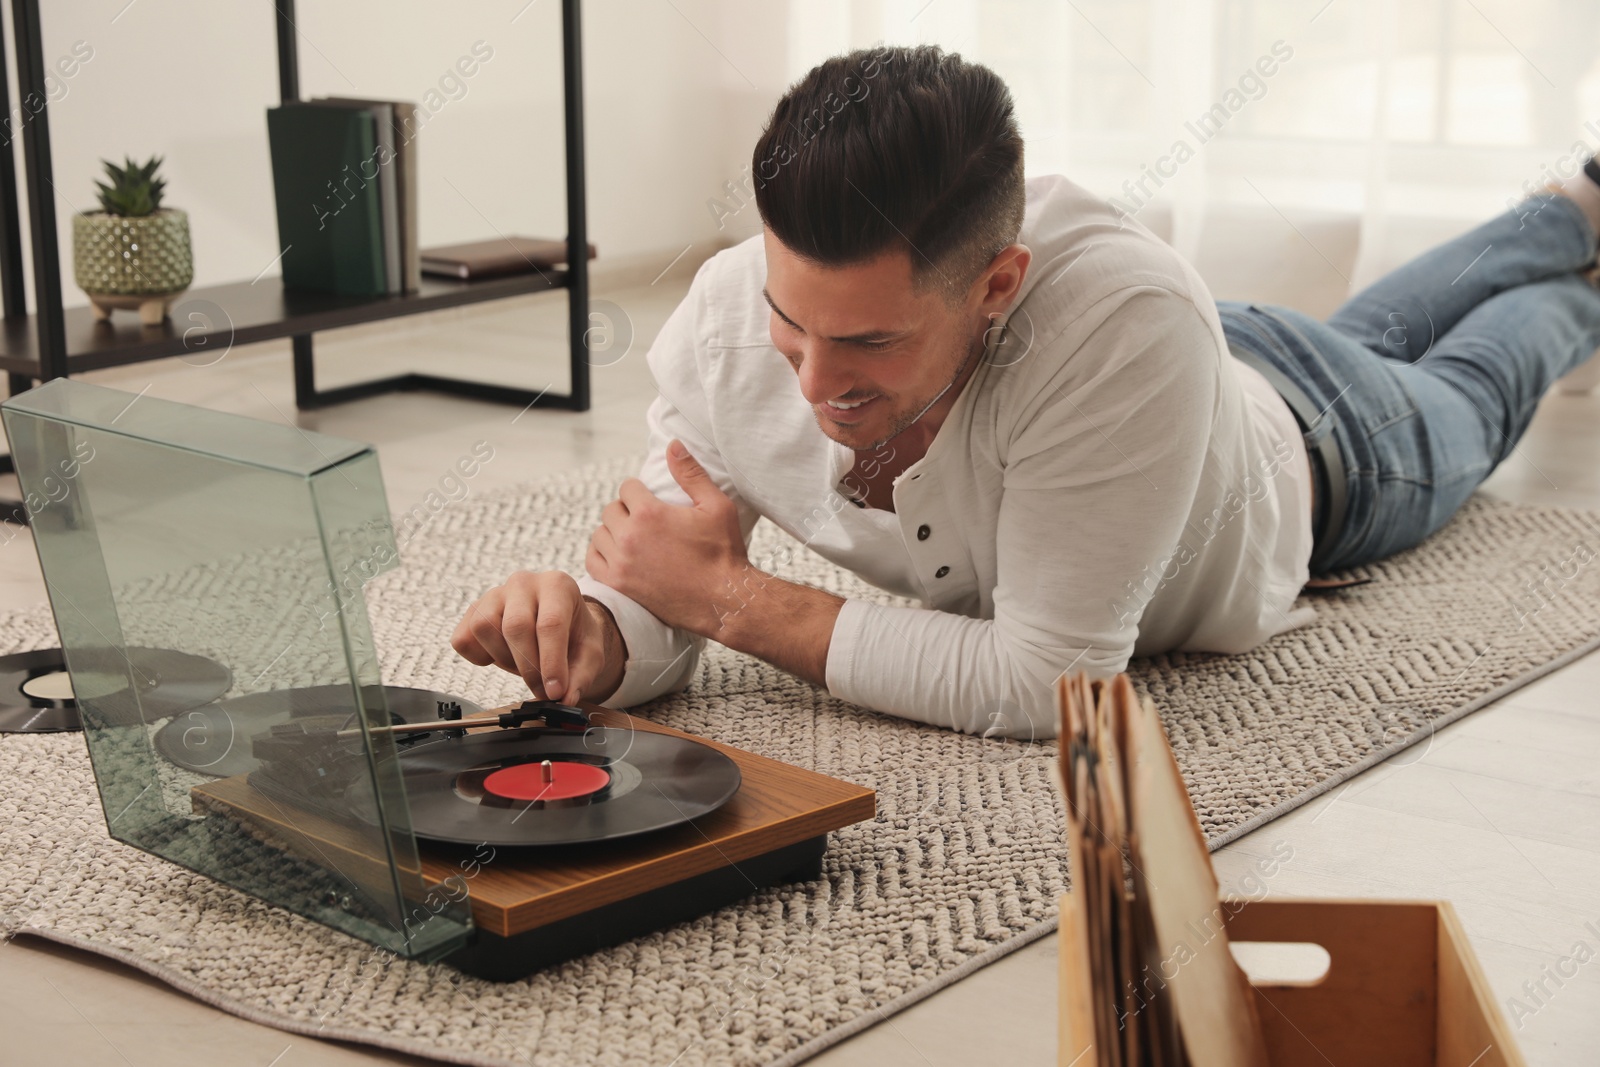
[1, 270, 1597, 1066]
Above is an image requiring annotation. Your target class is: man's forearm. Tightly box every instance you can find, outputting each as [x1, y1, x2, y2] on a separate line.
[697, 563, 843, 688]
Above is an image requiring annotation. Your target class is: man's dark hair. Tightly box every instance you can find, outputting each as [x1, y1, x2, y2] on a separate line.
[752, 45, 1025, 303]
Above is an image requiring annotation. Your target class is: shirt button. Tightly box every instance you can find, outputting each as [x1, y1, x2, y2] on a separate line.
[917, 524, 931, 540]
[935, 565, 950, 578]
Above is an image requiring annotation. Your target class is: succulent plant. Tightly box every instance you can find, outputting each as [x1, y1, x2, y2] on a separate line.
[93, 154, 167, 217]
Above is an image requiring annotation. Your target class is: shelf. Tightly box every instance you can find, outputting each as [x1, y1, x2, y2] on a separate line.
[0, 269, 572, 377]
[0, 0, 590, 417]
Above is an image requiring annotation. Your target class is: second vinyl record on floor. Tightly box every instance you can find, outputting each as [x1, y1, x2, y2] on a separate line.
[0, 646, 232, 734]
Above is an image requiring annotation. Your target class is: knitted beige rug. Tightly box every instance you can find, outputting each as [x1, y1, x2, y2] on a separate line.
[3, 453, 1599, 1067]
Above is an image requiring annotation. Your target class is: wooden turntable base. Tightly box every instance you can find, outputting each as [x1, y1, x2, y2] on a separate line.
[190, 703, 876, 980]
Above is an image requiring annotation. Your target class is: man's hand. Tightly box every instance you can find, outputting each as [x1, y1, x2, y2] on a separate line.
[450, 570, 627, 705]
[586, 438, 750, 636]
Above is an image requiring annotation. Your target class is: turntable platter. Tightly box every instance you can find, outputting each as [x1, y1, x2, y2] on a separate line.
[393, 726, 742, 847]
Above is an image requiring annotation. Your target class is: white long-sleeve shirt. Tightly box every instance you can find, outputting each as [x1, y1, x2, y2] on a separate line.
[577, 174, 1313, 739]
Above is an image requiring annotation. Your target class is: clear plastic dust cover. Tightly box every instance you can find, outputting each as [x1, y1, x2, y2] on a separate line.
[1, 377, 472, 959]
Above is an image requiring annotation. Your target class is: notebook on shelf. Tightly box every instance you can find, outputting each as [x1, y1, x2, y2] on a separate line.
[420, 236, 597, 281]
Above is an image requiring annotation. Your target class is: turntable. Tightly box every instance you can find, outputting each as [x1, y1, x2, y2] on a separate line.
[2, 379, 875, 978]
[191, 697, 873, 979]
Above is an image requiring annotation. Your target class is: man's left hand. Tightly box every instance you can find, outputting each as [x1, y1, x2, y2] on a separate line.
[586, 439, 750, 635]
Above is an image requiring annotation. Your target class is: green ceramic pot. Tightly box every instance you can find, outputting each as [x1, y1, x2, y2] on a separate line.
[72, 207, 194, 297]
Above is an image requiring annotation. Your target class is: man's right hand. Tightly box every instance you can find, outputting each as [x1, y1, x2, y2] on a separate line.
[450, 570, 627, 706]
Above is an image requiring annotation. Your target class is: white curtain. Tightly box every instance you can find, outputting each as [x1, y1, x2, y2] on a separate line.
[783, 0, 1600, 315]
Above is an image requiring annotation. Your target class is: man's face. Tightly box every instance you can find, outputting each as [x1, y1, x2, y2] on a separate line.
[761, 230, 982, 453]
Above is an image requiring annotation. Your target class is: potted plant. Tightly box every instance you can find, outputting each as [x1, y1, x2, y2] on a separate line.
[72, 155, 193, 325]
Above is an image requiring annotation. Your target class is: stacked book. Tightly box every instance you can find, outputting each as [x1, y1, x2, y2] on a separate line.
[420, 235, 597, 282]
[266, 98, 420, 297]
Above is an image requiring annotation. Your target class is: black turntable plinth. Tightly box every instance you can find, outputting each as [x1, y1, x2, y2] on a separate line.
[189, 702, 876, 980]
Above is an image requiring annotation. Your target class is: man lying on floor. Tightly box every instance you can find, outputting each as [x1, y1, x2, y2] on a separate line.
[452, 45, 1600, 740]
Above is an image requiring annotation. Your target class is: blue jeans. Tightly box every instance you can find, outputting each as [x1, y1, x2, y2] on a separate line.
[1217, 192, 1600, 573]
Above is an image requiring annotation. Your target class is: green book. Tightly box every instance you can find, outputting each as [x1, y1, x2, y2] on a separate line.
[266, 102, 387, 297]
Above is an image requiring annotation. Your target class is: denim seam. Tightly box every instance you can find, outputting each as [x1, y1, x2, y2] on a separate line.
[1432, 464, 1490, 487]
[1365, 407, 1420, 435]
[1267, 308, 1420, 435]
[1259, 310, 1342, 399]
[1222, 310, 1294, 366]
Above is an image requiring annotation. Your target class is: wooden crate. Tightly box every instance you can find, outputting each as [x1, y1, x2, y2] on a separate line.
[1058, 894, 1528, 1067]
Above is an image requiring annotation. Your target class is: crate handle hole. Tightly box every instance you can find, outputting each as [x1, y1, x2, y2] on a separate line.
[1230, 940, 1331, 987]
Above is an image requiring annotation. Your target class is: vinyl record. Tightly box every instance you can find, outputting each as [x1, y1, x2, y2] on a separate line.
[0, 646, 232, 734]
[154, 685, 484, 778]
[391, 726, 742, 847]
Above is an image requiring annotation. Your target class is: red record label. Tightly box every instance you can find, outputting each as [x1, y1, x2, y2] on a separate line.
[483, 760, 611, 802]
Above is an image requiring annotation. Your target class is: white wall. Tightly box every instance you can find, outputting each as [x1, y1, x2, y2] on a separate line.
[22, 0, 795, 311]
[23, 1, 1600, 318]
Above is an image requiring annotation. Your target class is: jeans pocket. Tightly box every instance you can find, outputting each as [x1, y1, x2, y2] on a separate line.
[1357, 375, 1422, 439]
[1367, 395, 1430, 487]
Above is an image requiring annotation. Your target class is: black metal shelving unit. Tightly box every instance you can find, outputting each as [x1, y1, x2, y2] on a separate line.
[0, 0, 591, 520]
